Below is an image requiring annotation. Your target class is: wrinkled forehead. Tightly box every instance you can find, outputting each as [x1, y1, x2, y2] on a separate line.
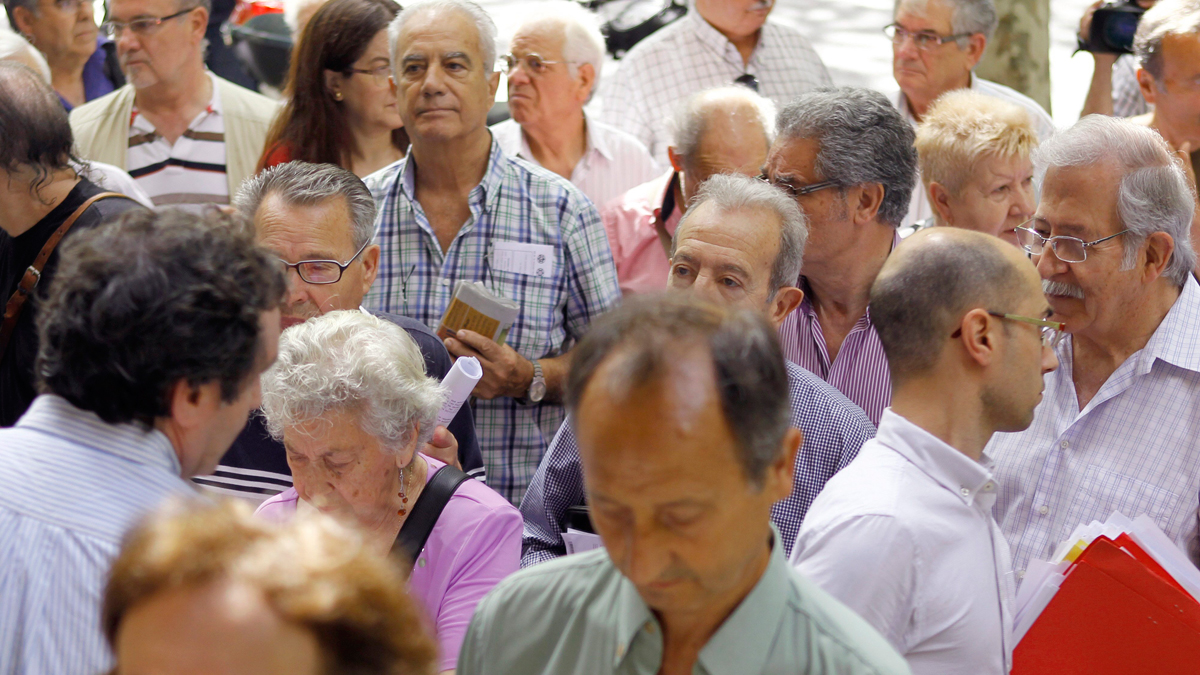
[395, 7, 485, 61]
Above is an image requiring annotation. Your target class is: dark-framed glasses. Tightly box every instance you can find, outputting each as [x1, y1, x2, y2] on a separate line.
[952, 311, 1067, 349]
[499, 53, 572, 76]
[883, 23, 973, 50]
[278, 239, 370, 285]
[344, 63, 392, 86]
[102, 5, 195, 38]
[758, 173, 838, 199]
[1015, 224, 1130, 264]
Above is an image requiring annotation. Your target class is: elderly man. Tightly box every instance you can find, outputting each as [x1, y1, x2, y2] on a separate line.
[794, 228, 1059, 675]
[4, 0, 123, 109]
[68, 0, 276, 210]
[601, 0, 831, 164]
[462, 294, 908, 675]
[520, 173, 876, 566]
[604, 86, 775, 295]
[890, 0, 1053, 228]
[365, 0, 620, 504]
[908, 89, 1038, 243]
[490, 2, 658, 209]
[0, 62, 145, 428]
[764, 87, 919, 425]
[0, 208, 285, 672]
[1133, 0, 1200, 179]
[193, 161, 484, 503]
[988, 116, 1200, 578]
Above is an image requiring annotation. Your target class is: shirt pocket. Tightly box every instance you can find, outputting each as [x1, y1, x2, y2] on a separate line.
[1062, 464, 1181, 539]
[482, 264, 564, 358]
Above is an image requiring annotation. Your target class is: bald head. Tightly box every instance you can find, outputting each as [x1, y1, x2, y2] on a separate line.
[669, 86, 776, 202]
[870, 227, 1038, 382]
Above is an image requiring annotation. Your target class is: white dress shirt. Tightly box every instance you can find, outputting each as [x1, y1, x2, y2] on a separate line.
[793, 409, 1014, 675]
[897, 74, 1056, 228]
[491, 114, 661, 209]
[600, 10, 832, 164]
[987, 276, 1200, 579]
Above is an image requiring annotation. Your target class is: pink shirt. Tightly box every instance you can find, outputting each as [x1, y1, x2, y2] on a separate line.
[255, 455, 522, 672]
[600, 170, 683, 295]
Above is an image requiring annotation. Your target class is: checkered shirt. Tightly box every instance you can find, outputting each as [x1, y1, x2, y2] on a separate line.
[519, 360, 877, 567]
[987, 276, 1200, 579]
[1112, 54, 1150, 118]
[362, 140, 621, 504]
[599, 10, 832, 164]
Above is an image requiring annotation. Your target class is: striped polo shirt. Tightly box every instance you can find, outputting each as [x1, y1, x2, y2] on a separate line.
[127, 72, 228, 211]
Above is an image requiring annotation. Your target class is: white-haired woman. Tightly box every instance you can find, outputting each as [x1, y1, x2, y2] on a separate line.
[255, 310, 521, 675]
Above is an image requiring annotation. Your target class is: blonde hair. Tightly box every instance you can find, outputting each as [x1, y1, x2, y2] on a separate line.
[915, 90, 1038, 196]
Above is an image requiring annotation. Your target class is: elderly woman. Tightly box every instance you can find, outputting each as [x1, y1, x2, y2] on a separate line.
[256, 310, 520, 675]
[5, 0, 122, 109]
[910, 89, 1039, 246]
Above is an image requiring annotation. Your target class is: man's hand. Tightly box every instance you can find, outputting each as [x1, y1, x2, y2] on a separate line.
[444, 330, 534, 400]
[422, 425, 461, 470]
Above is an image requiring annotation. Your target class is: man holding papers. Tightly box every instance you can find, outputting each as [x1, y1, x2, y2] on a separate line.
[792, 228, 1059, 675]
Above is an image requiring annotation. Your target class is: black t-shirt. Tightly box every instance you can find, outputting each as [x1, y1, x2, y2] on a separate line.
[0, 179, 144, 427]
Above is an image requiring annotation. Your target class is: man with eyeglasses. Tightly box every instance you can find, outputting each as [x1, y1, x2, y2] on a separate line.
[67, 0, 276, 211]
[4, 0, 124, 109]
[489, 2, 659, 209]
[888, 0, 1053, 230]
[986, 115, 1200, 580]
[792, 227, 1058, 675]
[195, 161, 484, 504]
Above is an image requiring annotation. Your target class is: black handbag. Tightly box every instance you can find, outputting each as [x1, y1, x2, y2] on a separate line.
[391, 465, 472, 565]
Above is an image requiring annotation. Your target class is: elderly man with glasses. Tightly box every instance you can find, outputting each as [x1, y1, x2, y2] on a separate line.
[888, 0, 1053, 230]
[490, 1, 659, 209]
[986, 115, 1200, 582]
[67, 0, 276, 210]
[4, 0, 124, 109]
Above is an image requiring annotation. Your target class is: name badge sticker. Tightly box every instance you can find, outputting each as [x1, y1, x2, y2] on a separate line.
[491, 241, 557, 278]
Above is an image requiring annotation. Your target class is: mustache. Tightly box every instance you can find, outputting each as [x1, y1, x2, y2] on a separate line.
[1043, 279, 1084, 299]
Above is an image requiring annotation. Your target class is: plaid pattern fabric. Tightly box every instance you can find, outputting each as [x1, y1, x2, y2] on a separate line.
[600, 11, 832, 164]
[519, 361, 877, 567]
[988, 277, 1200, 578]
[363, 141, 621, 504]
[1112, 54, 1150, 118]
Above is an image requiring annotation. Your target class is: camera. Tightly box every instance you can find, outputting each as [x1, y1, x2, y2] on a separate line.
[1077, 0, 1147, 55]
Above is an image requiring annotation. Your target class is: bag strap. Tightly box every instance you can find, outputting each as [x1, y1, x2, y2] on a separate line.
[392, 464, 472, 565]
[0, 192, 126, 357]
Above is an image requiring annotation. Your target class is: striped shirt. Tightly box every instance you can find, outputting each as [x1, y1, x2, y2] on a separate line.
[362, 140, 622, 504]
[519, 360, 876, 567]
[780, 281, 892, 426]
[127, 72, 229, 211]
[600, 10, 832, 165]
[0, 395, 194, 674]
[987, 276, 1200, 579]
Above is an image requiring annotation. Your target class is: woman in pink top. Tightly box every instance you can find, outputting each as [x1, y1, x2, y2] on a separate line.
[254, 311, 521, 674]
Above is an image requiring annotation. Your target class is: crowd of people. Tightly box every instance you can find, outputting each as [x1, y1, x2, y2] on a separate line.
[1, 0, 1199, 673]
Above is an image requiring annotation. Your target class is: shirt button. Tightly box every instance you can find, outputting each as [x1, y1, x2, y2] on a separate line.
[418, 557, 427, 568]
[1060, 440, 1069, 449]
[1018, 569, 1026, 579]
[440, 278, 450, 286]
[1039, 505, 1050, 516]
[983, 481, 995, 491]
[960, 487, 971, 497]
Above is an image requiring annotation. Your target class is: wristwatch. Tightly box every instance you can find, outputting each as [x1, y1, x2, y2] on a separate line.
[526, 360, 546, 403]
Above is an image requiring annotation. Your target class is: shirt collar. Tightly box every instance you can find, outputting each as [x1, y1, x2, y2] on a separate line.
[874, 409, 998, 508]
[584, 111, 614, 162]
[15, 394, 182, 476]
[1133, 274, 1200, 375]
[400, 136, 507, 210]
[687, 8, 761, 67]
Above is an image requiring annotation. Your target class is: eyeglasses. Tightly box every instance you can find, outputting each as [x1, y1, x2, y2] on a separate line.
[500, 53, 573, 76]
[344, 63, 391, 86]
[277, 239, 370, 285]
[50, 0, 93, 13]
[102, 6, 195, 38]
[883, 23, 973, 51]
[1015, 225, 1130, 264]
[952, 311, 1067, 349]
[734, 73, 759, 92]
[758, 173, 838, 199]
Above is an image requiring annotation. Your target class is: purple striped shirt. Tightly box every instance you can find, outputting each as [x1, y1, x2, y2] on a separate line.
[780, 292, 891, 426]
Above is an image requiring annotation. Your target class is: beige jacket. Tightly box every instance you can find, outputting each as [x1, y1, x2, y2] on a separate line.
[69, 74, 279, 198]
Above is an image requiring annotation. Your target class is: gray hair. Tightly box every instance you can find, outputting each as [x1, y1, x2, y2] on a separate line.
[777, 87, 918, 228]
[233, 161, 377, 249]
[672, 173, 808, 294]
[566, 294, 790, 488]
[1134, 0, 1200, 81]
[388, 0, 497, 75]
[1033, 115, 1196, 287]
[0, 31, 49, 82]
[260, 310, 447, 450]
[669, 86, 776, 165]
[894, 0, 997, 42]
[511, 1, 605, 96]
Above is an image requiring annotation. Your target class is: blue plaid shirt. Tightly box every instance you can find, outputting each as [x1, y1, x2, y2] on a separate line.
[519, 360, 877, 566]
[363, 140, 621, 504]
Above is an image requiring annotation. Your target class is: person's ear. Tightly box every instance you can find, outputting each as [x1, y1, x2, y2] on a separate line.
[849, 182, 886, 226]
[929, 181, 955, 225]
[766, 286, 804, 327]
[1140, 231, 1175, 283]
[487, 68, 501, 103]
[360, 243, 380, 296]
[1136, 67, 1158, 106]
[11, 6, 35, 38]
[957, 307, 997, 369]
[324, 69, 342, 100]
[964, 33, 987, 67]
[576, 62, 596, 104]
[190, 6, 209, 40]
[764, 427, 802, 503]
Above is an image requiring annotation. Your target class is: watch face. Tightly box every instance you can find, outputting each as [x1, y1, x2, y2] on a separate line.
[529, 380, 547, 403]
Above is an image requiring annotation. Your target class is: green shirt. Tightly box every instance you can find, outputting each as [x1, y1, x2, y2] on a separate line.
[459, 530, 911, 675]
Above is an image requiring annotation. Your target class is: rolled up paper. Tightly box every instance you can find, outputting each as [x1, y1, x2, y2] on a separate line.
[436, 356, 483, 429]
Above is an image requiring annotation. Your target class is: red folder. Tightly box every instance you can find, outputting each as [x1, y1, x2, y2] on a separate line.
[1014, 537, 1200, 674]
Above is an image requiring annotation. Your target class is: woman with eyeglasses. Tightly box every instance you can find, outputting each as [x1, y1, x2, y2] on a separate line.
[5, 0, 124, 110]
[258, 0, 407, 177]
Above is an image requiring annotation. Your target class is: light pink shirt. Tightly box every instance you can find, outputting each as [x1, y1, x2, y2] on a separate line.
[255, 455, 522, 672]
[600, 170, 682, 296]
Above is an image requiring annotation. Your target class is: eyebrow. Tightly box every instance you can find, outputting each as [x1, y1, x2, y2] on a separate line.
[1032, 216, 1087, 236]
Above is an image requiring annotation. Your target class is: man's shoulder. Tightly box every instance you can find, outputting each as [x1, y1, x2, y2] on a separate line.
[475, 548, 618, 621]
[70, 84, 133, 124]
[804, 441, 908, 518]
[214, 75, 280, 122]
[372, 310, 450, 374]
[785, 361, 875, 432]
[363, 158, 408, 201]
[488, 119, 523, 155]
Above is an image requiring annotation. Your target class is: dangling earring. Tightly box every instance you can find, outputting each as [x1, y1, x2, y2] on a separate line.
[397, 464, 409, 516]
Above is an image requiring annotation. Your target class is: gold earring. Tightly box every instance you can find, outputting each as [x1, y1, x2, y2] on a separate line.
[334, 91, 343, 101]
